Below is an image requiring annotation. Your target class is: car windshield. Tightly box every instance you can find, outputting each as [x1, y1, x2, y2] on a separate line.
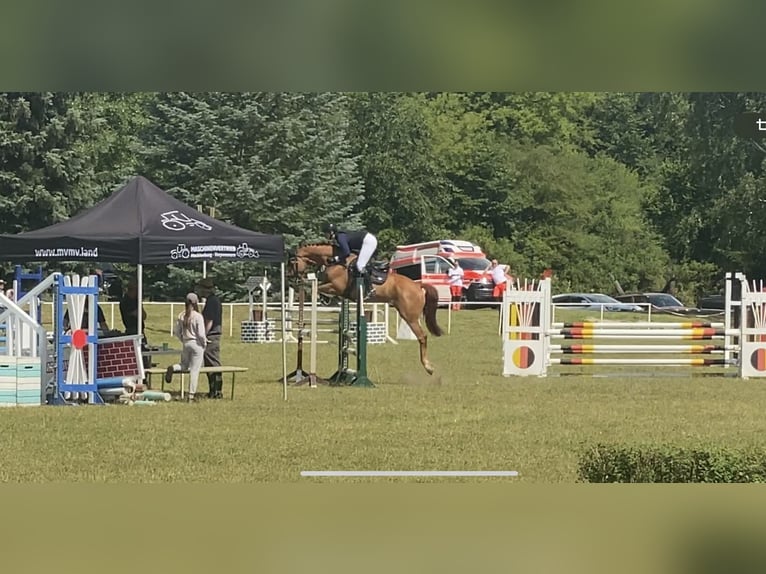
[457, 257, 492, 271]
[648, 294, 683, 307]
[585, 294, 620, 303]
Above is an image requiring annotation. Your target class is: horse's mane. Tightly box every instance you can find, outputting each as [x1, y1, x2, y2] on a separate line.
[298, 241, 335, 248]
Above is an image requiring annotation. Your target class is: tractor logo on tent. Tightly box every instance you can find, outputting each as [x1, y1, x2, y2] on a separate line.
[161, 211, 213, 232]
[170, 244, 191, 260]
[236, 243, 259, 258]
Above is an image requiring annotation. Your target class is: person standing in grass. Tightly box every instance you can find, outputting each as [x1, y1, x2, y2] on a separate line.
[120, 279, 150, 370]
[447, 258, 465, 311]
[487, 259, 509, 312]
[120, 279, 147, 337]
[197, 277, 224, 399]
[166, 292, 207, 402]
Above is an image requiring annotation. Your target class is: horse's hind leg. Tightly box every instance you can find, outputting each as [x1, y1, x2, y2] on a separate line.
[405, 318, 434, 375]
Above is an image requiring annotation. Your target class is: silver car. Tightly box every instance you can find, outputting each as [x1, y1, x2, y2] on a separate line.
[552, 293, 643, 312]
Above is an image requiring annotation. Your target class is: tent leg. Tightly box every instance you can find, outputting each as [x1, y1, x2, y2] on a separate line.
[137, 264, 143, 336]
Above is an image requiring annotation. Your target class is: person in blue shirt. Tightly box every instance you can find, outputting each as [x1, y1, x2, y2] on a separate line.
[322, 223, 379, 300]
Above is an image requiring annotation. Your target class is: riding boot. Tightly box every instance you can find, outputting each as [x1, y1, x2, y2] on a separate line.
[351, 267, 362, 292]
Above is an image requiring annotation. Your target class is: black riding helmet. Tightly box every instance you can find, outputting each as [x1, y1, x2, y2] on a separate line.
[321, 223, 337, 234]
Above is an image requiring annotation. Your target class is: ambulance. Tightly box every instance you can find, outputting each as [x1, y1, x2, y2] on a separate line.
[389, 239, 506, 306]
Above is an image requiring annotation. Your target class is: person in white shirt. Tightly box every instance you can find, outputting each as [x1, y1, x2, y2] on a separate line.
[488, 259, 509, 309]
[166, 292, 208, 402]
[447, 258, 465, 311]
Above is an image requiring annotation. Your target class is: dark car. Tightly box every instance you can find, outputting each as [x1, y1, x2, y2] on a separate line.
[551, 293, 642, 312]
[613, 292, 697, 313]
[464, 278, 496, 307]
[459, 258, 502, 309]
[697, 293, 725, 310]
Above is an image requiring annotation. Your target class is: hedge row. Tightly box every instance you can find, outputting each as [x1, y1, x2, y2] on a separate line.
[578, 444, 766, 483]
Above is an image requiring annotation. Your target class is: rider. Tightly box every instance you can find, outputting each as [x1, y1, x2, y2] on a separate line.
[322, 223, 378, 300]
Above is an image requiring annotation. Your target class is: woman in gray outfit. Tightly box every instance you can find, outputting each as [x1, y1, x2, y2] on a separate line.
[166, 292, 208, 401]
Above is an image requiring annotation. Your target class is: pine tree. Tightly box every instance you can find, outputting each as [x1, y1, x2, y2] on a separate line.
[140, 92, 364, 247]
[137, 92, 365, 299]
[0, 92, 110, 233]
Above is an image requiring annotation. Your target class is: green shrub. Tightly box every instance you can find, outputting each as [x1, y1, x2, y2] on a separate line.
[578, 444, 766, 483]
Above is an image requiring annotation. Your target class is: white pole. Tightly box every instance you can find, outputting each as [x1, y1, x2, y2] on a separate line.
[448, 302, 452, 335]
[262, 276, 268, 321]
[281, 262, 288, 401]
[198, 204, 208, 281]
[229, 303, 234, 337]
[169, 303, 174, 335]
[137, 264, 143, 337]
[285, 287, 297, 342]
[724, 273, 731, 367]
[500, 287, 506, 338]
[29, 302, 38, 357]
[310, 275, 318, 386]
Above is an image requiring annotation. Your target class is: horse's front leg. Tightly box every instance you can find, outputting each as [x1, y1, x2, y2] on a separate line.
[317, 281, 342, 297]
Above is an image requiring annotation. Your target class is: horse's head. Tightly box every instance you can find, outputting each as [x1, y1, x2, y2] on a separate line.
[288, 242, 339, 278]
[286, 249, 302, 279]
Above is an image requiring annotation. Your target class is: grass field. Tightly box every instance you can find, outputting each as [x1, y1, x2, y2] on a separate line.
[2, 303, 765, 483]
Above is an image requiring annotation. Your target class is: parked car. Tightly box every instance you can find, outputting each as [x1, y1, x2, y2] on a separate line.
[551, 293, 642, 312]
[697, 293, 725, 310]
[613, 292, 697, 313]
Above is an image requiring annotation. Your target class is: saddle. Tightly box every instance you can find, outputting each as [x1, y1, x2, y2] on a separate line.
[369, 261, 389, 285]
[342, 261, 389, 299]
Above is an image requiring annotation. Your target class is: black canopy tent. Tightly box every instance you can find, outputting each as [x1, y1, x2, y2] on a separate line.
[0, 176, 290, 398]
[0, 175, 285, 263]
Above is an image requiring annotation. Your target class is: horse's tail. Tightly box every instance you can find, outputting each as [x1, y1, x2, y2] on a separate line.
[422, 284, 443, 337]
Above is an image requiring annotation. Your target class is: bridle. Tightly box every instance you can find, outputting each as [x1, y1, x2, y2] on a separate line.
[288, 254, 309, 278]
[289, 253, 331, 277]
[288, 243, 354, 281]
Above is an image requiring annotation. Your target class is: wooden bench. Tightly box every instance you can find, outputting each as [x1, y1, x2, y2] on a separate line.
[144, 366, 249, 400]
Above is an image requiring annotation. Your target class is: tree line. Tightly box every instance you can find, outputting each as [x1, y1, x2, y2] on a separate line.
[2, 92, 765, 303]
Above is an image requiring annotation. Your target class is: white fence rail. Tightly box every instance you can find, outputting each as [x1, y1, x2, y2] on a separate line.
[441, 299, 727, 336]
[32, 297, 715, 340]
[37, 300, 397, 339]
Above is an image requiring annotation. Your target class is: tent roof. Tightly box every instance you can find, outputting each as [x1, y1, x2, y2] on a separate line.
[0, 176, 284, 264]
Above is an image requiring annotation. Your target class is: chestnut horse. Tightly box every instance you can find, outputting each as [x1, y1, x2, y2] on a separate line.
[290, 242, 443, 375]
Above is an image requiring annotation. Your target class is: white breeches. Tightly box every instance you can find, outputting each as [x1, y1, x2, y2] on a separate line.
[175, 340, 206, 395]
[356, 233, 378, 272]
